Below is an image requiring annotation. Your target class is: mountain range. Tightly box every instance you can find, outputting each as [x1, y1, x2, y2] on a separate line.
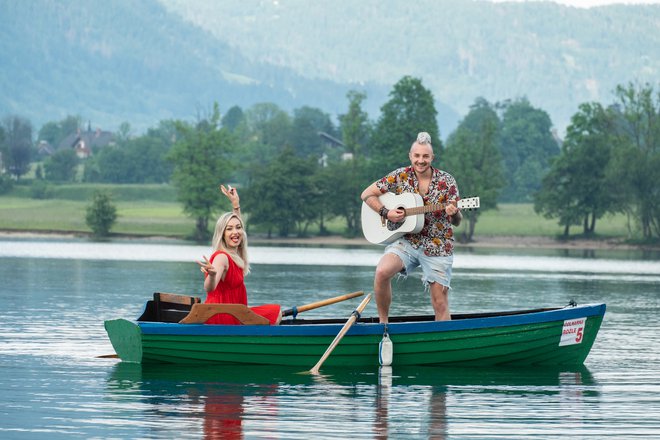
[1, 0, 658, 138]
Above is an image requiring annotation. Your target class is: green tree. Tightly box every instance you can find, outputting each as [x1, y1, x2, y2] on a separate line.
[0, 174, 13, 195]
[0, 124, 9, 194]
[499, 98, 560, 202]
[38, 122, 61, 146]
[290, 106, 336, 159]
[444, 98, 506, 242]
[85, 191, 118, 239]
[167, 103, 236, 242]
[244, 102, 292, 152]
[0, 124, 6, 173]
[238, 103, 293, 186]
[115, 122, 133, 144]
[84, 125, 173, 183]
[608, 82, 660, 239]
[44, 148, 78, 182]
[534, 157, 580, 237]
[2, 115, 33, 180]
[535, 102, 617, 237]
[142, 120, 179, 147]
[244, 148, 320, 237]
[338, 90, 372, 158]
[125, 136, 173, 183]
[328, 90, 374, 236]
[222, 106, 245, 132]
[38, 115, 81, 146]
[87, 147, 132, 183]
[323, 158, 372, 237]
[370, 76, 439, 174]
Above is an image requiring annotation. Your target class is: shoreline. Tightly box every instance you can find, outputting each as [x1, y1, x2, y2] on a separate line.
[250, 234, 654, 251]
[1, 229, 657, 251]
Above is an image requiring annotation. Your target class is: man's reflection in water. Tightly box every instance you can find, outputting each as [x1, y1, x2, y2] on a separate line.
[375, 366, 392, 439]
[428, 386, 448, 440]
[376, 366, 448, 439]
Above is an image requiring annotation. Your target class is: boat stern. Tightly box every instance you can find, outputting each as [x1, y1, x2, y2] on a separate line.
[104, 319, 143, 363]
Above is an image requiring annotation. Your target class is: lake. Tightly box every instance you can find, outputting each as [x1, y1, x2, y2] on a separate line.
[1, 238, 659, 439]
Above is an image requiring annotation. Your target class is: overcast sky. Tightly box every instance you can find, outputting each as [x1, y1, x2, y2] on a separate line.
[487, 0, 660, 6]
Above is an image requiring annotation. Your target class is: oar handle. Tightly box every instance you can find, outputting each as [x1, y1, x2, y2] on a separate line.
[282, 291, 364, 317]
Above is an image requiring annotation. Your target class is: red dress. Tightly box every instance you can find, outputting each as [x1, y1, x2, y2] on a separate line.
[204, 250, 280, 325]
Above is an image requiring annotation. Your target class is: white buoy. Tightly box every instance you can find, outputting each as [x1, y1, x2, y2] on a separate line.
[379, 330, 393, 366]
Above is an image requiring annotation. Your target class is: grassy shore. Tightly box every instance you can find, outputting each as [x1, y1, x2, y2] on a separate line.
[1, 193, 649, 251]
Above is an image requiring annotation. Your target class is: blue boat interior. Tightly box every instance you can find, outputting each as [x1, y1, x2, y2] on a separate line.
[139, 292, 561, 326]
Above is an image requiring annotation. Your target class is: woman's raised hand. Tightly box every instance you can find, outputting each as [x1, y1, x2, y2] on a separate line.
[220, 184, 240, 209]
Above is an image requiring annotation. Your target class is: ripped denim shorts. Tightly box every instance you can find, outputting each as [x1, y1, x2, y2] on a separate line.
[384, 239, 454, 289]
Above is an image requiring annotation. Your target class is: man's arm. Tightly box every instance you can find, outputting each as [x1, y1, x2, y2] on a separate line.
[361, 183, 387, 216]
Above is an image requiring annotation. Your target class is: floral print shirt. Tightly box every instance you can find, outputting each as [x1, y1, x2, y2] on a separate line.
[375, 166, 460, 256]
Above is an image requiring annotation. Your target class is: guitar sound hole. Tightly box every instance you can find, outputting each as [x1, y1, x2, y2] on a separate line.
[387, 221, 404, 232]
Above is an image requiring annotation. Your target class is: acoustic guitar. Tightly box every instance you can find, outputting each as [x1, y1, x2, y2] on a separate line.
[361, 193, 480, 245]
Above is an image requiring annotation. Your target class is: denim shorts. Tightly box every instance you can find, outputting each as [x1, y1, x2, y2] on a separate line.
[384, 240, 454, 289]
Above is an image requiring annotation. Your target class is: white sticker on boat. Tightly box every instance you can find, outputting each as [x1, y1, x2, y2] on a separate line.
[559, 317, 587, 346]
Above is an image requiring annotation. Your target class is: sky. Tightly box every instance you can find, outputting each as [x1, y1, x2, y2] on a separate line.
[487, 0, 660, 6]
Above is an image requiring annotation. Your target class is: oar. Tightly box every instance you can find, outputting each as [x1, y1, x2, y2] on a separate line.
[310, 293, 372, 375]
[282, 291, 364, 318]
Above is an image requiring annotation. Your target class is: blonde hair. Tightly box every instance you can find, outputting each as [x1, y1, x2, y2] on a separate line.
[211, 212, 250, 274]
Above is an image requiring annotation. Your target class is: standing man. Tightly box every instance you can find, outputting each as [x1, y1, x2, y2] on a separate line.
[361, 132, 462, 322]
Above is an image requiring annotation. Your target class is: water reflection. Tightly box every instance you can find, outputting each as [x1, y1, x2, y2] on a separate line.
[107, 363, 597, 439]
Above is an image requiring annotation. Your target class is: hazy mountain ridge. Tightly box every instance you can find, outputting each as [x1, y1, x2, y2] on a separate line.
[161, 0, 660, 132]
[0, 0, 658, 137]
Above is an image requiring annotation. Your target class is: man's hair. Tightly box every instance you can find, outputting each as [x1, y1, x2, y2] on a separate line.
[416, 132, 432, 145]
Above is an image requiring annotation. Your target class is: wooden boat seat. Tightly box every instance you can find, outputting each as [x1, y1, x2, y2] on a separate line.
[137, 292, 202, 323]
[154, 292, 201, 323]
[179, 303, 270, 325]
[155, 292, 201, 306]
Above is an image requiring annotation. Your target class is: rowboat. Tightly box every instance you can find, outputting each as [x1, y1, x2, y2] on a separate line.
[104, 292, 606, 367]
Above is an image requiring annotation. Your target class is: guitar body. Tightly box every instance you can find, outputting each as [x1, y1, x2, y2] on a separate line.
[361, 192, 425, 245]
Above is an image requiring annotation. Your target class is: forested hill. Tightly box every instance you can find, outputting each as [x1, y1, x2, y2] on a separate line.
[163, 0, 660, 133]
[1, 0, 658, 136]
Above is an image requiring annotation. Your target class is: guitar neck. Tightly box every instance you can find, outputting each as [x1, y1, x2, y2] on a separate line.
[405, 203, 445, 216]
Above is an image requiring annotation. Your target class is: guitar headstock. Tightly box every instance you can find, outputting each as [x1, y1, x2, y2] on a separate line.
[457, 197, 480, 210]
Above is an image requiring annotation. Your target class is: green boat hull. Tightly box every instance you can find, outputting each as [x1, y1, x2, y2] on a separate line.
[105, 303, 605, 367]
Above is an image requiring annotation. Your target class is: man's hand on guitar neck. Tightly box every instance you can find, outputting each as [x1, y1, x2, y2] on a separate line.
[446, 200, 462, 226]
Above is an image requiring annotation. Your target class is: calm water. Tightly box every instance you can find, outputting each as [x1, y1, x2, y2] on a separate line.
[1, 238, 659, 439]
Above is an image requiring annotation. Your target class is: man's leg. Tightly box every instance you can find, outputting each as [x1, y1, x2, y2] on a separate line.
[374, 253, 405, 323]
[429, 282, 451, 321]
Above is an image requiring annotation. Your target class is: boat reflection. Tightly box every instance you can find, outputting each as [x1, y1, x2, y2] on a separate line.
[107, 362, 597, 439]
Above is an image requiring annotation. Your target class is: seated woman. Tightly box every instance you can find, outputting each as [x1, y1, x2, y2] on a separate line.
[196, 185, 281, 325]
